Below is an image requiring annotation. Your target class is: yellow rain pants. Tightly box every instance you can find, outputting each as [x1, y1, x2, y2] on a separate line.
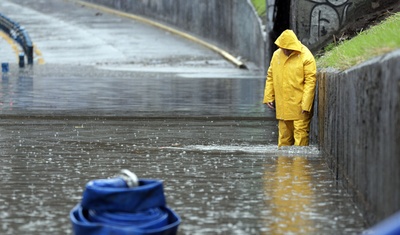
[278, 118, 311, 147]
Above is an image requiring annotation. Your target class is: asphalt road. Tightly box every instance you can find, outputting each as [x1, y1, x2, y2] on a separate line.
[1, 0, 255, 75]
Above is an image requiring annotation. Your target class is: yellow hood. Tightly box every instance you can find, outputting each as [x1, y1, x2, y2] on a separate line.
[275, 30, 302, 52]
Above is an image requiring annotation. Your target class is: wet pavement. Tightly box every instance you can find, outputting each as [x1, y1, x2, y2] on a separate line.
[0, 0, 367, 234]
[0, 0, 242, 70]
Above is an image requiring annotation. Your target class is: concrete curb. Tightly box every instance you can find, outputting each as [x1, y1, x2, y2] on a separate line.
[73, 0, 247, 69]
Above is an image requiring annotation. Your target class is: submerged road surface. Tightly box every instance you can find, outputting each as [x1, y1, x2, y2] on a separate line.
[0, 117, 366, 235]
[0, 0, 366, 234]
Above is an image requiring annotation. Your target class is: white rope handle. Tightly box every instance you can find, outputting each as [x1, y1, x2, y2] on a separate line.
[119, 169, 139, 188]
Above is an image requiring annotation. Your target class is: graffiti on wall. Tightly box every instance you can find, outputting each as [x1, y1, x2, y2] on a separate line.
[305, 0, 352, 45]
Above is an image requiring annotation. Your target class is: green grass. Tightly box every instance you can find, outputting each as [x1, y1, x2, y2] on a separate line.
[317, 12, 400, 70]
[251, 0, 266, 17]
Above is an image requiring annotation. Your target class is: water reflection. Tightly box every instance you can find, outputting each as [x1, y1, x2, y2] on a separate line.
[263, 154, 367, 234]
[1, 70, 33, 111]
[266, 156, 314, 234]
[1, 73, 12, 110]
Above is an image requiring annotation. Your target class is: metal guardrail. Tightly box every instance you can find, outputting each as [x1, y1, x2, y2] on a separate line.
[0, 13, 33, 65]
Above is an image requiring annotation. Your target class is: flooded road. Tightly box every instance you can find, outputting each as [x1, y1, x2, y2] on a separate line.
[1, 0, 366, 233]
[0, 65, 263, 117]
[0, 66, 367, 235]
[0, 116, 366, 234]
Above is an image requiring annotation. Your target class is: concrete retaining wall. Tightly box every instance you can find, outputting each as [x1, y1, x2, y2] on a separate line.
[311, 50, 400, 225]
[82, 0, 266, 69]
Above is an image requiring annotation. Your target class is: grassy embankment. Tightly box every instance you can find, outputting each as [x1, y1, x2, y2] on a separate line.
[317, 12, 400, 70]
[251, 0, 266, 17]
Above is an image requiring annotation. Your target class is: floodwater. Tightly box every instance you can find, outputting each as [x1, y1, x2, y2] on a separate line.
[0, 65, 263, 117]
[0, 66, 367, 235]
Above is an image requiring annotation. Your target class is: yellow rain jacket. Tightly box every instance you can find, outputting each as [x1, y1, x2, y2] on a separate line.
[263, 30, 316, 120]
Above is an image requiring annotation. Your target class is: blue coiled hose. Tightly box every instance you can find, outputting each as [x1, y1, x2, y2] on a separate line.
[70, 173, 180, 235]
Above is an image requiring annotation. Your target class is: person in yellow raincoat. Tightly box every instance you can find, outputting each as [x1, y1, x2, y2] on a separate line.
[263, 30, 317, 147]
